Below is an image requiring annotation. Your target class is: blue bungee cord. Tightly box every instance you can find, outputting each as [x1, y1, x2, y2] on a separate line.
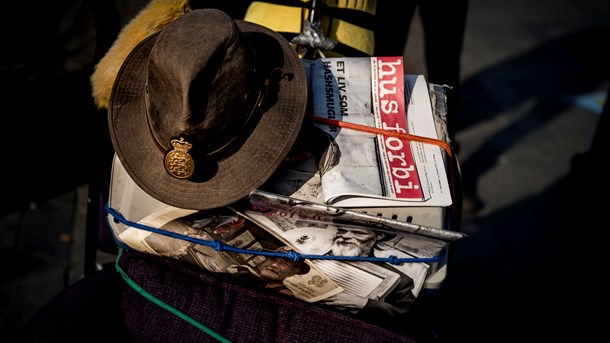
[105, 204, 446, 265]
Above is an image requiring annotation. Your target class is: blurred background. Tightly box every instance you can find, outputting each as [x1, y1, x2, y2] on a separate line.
[1, 0, 608, 342]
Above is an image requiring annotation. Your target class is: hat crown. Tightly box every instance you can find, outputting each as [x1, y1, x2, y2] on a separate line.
[108, 8, 306, 210]
[146, 9, 261, 156]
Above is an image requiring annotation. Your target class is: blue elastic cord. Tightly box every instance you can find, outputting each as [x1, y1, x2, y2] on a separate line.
[106, 204, 445, 265]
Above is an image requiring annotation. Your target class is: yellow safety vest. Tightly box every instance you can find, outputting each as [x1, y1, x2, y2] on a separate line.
[244, 0, 377, 57]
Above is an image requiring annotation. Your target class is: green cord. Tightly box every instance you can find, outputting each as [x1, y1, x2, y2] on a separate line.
[115, 248, 232, 343]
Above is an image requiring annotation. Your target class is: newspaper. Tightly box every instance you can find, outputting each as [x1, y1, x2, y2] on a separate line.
[237, 206, 433, 299]
[114, 205, 343, 303]
[309, 56, 452, 207]
[248, 189, 466, 243]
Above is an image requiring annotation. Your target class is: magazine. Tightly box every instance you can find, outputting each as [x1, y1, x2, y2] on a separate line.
[308, 56, 452, 207]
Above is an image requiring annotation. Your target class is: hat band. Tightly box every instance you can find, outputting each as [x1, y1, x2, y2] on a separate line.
[186, 67, 285, 159]
[161, 84, 267, 180]
[205, 86, 267, 160]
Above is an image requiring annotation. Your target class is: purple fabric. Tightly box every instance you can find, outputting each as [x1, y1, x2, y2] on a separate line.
[119, 250, 416, 343]
[18, 268, 127, 342]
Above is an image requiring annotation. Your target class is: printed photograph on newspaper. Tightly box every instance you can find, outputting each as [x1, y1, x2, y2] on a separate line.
[236, 205, 431, 319]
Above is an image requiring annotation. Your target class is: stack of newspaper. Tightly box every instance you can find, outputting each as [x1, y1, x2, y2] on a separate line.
[107, 56, 465, 321]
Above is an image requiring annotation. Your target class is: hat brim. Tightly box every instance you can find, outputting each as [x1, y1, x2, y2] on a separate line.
[108, 16, 307, 210]
[107, 154, 197, 239]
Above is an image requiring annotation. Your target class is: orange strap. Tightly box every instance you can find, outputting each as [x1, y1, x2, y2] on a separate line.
[305, 114, 453, 159]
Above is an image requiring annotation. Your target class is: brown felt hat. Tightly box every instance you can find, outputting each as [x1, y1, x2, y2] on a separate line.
[108, 9, 307, 210]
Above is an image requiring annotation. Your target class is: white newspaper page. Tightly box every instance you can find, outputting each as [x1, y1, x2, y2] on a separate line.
[310, 57, 386, 200]
[404, 74, 452, 207]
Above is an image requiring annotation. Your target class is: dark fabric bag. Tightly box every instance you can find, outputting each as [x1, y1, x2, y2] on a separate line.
[118, 250, 415, 342]
[19, 250, 416, 343]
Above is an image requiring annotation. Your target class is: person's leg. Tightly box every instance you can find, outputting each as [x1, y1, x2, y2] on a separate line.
[419, 0, 469, 139]
[373, 1, 417, 56]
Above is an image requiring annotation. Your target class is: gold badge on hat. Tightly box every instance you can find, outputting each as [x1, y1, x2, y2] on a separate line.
[164, 137, 195, 179]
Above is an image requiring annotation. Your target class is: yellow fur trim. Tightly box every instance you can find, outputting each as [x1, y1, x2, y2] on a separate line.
[90, 0, 190, 110]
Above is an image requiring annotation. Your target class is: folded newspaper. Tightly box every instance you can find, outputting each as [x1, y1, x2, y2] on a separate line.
[308, 56, 453, 207]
